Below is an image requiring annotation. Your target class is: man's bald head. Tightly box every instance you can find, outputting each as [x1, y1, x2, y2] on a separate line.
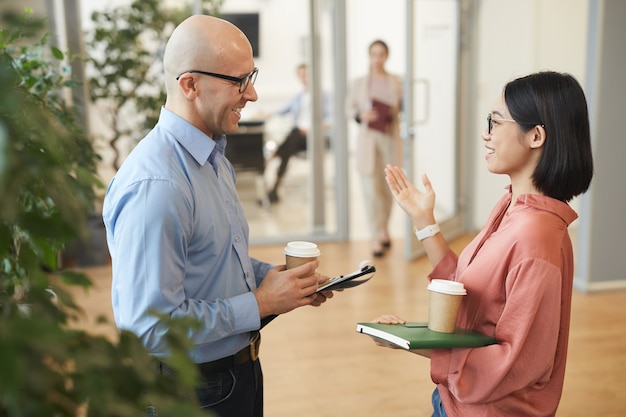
[163, 15, 253, 94]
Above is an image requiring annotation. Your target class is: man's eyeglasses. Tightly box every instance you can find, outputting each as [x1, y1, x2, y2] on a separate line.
[176, 67, 258, 93]
[487, 113, 544, 135]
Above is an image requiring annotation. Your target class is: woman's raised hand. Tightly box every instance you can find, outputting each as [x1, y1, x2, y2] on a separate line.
[384, 164, 436, 227]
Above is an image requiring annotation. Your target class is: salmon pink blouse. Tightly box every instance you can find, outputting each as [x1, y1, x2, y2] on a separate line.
[429, 187, 578, 417]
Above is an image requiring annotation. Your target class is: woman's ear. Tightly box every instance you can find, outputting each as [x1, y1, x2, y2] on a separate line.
[529, 124, 546, 149]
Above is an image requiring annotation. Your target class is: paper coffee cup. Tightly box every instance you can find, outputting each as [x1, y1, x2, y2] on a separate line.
[283, 241, 321, 270]
[427, 279, 467, 333]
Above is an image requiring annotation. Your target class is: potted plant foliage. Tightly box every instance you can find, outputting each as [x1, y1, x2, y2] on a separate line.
[86, 0, 224, 170]
[0, 8, 210, 416]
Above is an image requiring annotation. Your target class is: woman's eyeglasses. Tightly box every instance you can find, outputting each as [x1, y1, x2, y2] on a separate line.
[487, 113, 516, 134]
[487, 113, 544, 134]
[176, 67, 259, 93]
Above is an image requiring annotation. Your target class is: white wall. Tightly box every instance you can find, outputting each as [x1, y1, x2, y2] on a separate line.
[575, 0, 626, 291]
[471, 0, 589, 228]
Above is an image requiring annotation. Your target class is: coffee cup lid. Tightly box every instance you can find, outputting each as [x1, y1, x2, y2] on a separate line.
[427, 279, 467, 295]
[283, 241, 321, 257]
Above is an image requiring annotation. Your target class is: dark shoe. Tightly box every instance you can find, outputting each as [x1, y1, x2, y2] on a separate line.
[372, 239, 384, 258]
[268, 189, 279, 203]
[382, 240, 391, 248]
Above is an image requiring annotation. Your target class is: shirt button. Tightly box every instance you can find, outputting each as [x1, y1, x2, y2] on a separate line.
[234, 236, 240, 242]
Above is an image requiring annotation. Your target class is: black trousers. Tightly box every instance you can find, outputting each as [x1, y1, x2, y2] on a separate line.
[274, 127, 307, 179]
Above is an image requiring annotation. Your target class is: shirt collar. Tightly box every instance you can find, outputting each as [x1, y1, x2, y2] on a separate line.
[505, 185, 579, 225]
[158, 106, 227, 167]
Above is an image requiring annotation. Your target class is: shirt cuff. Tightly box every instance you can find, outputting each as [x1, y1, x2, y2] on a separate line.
[230, 291, 262, 331]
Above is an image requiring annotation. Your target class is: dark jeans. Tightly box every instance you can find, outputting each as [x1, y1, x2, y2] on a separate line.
[149, 359, 263, 417]
[197, 359, 263, 416]
[431, 387, 449, 417]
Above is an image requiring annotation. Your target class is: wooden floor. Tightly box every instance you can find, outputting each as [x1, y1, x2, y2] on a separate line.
[68, 235, 626, 417]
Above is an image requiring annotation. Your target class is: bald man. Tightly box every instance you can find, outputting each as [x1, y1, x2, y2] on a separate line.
[103, 15, 332, 416]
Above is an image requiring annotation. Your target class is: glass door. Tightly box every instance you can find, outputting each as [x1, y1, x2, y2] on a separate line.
[225, 0, 465, 251]
[227, 0, 346, 245]
[403, 0, 464, 258]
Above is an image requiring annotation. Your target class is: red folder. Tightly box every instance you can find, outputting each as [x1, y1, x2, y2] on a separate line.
[368, 99, 392, 132]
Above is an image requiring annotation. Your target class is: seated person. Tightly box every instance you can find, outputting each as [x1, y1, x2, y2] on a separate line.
[261, 63, 331, 203]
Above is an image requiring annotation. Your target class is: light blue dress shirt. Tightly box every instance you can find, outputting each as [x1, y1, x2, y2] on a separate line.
[274, 91, 332, 128]
[103, 107, 273, 363]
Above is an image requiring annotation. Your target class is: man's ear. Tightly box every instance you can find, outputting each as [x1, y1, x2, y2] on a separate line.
[529, 124, 546, 149]
[177, 74, 198, 99]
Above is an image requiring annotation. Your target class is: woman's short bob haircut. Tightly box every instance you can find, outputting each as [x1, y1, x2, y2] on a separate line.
[504, 71, 594, 202]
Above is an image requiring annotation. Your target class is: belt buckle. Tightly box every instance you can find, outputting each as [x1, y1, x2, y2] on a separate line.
[249, 332, 260, 361]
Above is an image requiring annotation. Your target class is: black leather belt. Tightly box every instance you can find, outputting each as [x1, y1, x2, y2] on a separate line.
[157, 332, 260, 376]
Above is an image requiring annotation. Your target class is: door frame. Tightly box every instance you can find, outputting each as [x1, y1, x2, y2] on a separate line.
[401, 0, 468, 259]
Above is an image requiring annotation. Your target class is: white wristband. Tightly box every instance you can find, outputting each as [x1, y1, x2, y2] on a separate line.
[415, 223, 440, 241]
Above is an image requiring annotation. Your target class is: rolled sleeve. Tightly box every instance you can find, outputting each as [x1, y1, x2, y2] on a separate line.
[428, 250, 458, 281]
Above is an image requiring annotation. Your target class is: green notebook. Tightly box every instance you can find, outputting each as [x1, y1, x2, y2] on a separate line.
[356, 322, 497, 350]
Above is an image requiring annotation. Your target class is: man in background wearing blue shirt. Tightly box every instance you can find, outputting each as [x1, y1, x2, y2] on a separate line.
[263, 63, 331, 203]
[102, 15, 333, 417]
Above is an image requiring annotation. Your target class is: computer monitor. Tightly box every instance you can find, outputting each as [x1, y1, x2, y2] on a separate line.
[220, 13, 260, 58]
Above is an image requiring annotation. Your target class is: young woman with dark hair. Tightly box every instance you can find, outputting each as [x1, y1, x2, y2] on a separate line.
[372, 71, 593, 417]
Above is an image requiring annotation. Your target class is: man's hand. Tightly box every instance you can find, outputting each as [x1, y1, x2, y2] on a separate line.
[254, 259, 323, 318]
[311, 273, 334, 306]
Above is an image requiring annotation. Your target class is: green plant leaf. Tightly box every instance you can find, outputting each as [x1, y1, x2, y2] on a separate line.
[50, 46, 63, 60]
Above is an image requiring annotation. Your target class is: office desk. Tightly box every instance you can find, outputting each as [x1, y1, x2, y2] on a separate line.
[225, 120, 265, 174]
[226, 120, 267, 205]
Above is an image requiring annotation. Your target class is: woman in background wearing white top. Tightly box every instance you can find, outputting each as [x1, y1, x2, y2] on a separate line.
[347, 39, 403, 257]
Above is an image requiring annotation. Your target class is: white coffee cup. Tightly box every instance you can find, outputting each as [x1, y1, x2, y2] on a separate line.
[283, 241, 321, 270]
[427, 279, 467, 333]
